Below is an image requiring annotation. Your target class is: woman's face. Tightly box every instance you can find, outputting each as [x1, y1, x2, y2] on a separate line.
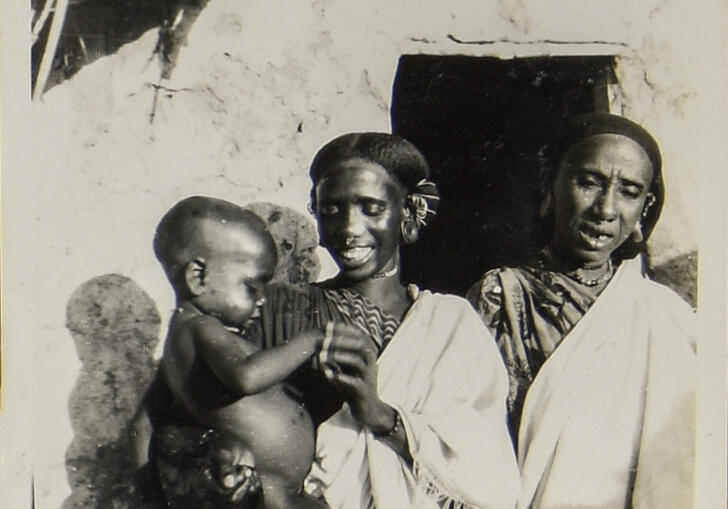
[314, 158, 406, 282]
[551, 133, 654, 267]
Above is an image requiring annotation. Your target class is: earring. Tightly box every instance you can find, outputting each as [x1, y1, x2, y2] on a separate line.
[631, 223, 644, 243]
[539, 193, 553, 219]
[401, 220, 419, 244]
[642, 194, 656, 219]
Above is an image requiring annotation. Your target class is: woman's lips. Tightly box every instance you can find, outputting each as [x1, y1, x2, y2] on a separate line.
[337, 246, 374, 265]
[578, 225, 614, 250]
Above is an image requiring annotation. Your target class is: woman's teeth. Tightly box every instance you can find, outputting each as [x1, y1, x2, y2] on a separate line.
[340, 247, 373, 262]
[581, 229, 612, 248]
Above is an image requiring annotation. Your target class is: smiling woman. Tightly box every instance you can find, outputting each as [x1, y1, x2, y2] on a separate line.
[467, 114, 696, 509]
[313, 158, 405, 283]
[251, 133, 520, 509]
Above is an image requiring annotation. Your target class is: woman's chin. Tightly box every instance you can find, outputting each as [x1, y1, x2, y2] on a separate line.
[337, 267, 374, 282]
[570, 248, 613, 268]
[336, 261, 388, 282]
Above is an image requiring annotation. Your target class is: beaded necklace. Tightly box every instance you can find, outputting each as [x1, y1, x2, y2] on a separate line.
[540, 247, 614, 288]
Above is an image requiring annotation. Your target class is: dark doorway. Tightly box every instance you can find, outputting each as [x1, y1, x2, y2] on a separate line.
[392, 54, 616, 295]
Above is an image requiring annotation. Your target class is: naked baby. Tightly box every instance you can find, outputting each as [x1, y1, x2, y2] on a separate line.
[149, 196, 328, 509]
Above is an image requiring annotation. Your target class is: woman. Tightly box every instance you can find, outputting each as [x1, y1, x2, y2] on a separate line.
[256, 133, 519, 509]
[467, 114, 696, 509]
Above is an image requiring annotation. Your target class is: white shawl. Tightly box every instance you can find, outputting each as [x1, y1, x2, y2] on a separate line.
[517, 257, 696, 509]
[307, 291, 520, 509]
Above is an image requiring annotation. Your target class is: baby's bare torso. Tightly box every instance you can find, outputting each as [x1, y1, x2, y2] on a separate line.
[161, 315, 316, 490]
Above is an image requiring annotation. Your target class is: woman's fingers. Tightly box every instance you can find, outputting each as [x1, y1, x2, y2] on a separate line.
[326, 370, 366, 392]
[326, 323, 378, 358]
[326, 350, 368, 374]
[331, 322, 365, 337]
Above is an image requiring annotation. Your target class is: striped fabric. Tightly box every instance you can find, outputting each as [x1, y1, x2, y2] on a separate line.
[319, 287, 400, 509]
[322, 287, 400, 353]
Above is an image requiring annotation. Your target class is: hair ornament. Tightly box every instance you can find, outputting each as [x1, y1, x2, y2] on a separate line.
[406, 178, 440, 228]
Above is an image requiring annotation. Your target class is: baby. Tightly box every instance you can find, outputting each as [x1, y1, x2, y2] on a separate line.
[150, 196, 328, 509]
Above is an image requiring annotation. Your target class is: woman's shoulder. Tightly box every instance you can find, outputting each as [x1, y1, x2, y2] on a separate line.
[466, 266, 536, 304]
[416, 288, 473, 310]
[643, 276, 694, 311]
[640, 276, 696, 330]
[628, 275, 696, 354]
[620, 258, 695, 315]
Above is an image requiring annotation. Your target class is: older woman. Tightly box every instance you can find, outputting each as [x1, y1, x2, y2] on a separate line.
[467, 113, 696, 509]
[257, 133, 518, 509]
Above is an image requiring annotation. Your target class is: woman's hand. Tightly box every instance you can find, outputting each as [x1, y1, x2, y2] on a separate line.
[320, 323, 395, 432]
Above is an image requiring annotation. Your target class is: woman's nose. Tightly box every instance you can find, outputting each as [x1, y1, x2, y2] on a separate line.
[340, 207, 366, 237]
[593, 188, 618, 221]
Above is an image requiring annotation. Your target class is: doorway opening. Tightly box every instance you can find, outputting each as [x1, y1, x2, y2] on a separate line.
[391, 54, 616, 295]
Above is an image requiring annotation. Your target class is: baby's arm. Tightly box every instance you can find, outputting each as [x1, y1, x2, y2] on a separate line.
[192, 316, 323, 395]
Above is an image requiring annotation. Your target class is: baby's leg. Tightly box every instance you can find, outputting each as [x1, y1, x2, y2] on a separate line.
[258, 473, 329, 509]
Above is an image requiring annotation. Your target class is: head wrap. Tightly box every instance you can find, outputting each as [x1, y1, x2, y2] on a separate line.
[310, 132, 439, 228]
[546, 113, 664, 260]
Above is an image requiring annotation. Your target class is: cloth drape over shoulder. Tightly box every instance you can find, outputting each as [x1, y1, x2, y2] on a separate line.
[469, 257, 696, 509]
[305, 290, 519, 509]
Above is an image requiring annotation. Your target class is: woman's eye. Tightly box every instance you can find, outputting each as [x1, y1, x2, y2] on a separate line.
[576, 175, 600, 189]
[363, 203, 385, 216]
[620, 187, 641, 199]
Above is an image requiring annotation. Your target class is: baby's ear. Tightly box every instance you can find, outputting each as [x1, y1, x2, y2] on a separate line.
[184, 259, 206, 296]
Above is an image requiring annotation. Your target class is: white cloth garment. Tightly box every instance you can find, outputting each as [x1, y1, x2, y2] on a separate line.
[517, 257, 696, 509]
[307, 291, 520, 509]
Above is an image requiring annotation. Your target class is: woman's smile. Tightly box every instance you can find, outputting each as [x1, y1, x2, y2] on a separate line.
[314, 158, 406, 281]
[338, 246, 375, 265]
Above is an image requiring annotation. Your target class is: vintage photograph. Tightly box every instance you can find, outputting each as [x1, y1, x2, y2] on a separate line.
[2, 1, 726, 508]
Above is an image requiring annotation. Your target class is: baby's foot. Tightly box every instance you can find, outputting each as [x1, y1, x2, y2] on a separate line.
[206, 444, 262, 503]
[229, 464, 262, 503]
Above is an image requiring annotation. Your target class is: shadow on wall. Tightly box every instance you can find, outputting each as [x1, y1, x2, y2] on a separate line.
[244, 202, 321, 288]
[650, 251, 697, 308]
[64, 274, 161, 509]
[61, 204, 321, 508]
[32, 0, 211, 96]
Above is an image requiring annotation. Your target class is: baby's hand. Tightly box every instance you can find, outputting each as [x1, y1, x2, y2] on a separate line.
[297, 327, 325, 354]
[316, 322, 362, 379]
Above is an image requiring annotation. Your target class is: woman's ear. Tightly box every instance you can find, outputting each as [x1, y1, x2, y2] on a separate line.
[184, 258, 206, 296]
[400, 207, 420, 245]
[630, 222, 644, 243]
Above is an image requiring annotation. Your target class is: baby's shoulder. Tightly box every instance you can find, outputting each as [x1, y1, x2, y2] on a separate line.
[167, 312, 228, 344]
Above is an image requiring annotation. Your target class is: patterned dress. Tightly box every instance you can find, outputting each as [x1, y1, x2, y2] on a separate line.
[466, 261, 600, 440]
[468, 256, 696, 508]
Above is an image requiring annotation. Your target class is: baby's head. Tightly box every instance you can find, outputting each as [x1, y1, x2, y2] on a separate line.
[154, 196, 277, 326]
